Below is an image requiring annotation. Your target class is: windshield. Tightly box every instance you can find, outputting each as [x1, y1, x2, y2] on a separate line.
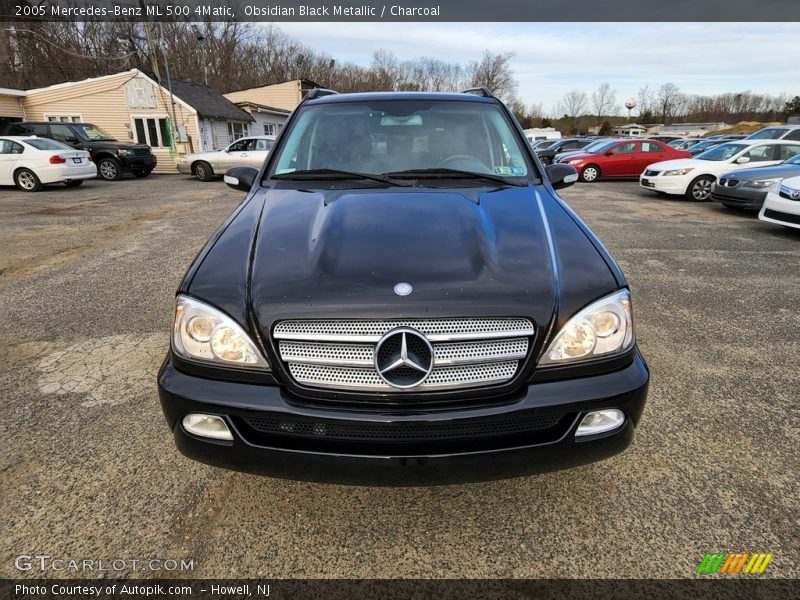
[588, 140, 620, 154]
[746, 128, 786, 140]
[532, 139, 556, 149]
[695, 143, 747, 161]
[784, 154, 800, 165]
[271, 100, 530, 179]
[25, 138, 73, 151]
[72, 123, 116, 141]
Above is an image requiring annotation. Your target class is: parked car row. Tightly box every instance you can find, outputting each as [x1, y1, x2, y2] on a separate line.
[554, 138, 692, 182]
[2, 121, 156, 180]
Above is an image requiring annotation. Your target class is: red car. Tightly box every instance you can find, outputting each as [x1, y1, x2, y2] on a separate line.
[557, 139, 691, 182]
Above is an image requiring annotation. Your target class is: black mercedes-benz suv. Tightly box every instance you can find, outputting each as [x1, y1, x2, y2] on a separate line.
[157, 89, 649, 484]
[2, 121, 156, 180]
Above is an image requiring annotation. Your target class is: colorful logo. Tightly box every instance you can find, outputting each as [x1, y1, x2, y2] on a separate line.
[696, 552, 773, 575]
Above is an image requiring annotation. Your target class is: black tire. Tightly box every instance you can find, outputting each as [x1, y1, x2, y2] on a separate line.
[64, 180, 84, 187]
[14, 168, 43, 192]
[133, 169, 152, 178]
[685, 175, 715, 201]
[97, 157, 123, 181]
[193, 161, 214, 182]
[580, 164, 600, 183]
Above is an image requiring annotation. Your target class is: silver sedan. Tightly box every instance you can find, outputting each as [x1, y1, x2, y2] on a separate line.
[178, 136, 276, 181]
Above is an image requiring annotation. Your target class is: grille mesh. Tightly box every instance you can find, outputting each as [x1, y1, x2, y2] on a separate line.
[242, 413, 562, 442]
[274, 318, 534, 392]
[288, 361, 519, 390]
[274, 318, 534, 341]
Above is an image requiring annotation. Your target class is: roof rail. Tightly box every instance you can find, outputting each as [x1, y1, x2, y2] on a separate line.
[462, 87, 494, 99]
[304, 88, 339, 101]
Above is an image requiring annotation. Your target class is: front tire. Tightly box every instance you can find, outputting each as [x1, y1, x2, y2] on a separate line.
[193, 161, 214, 182]
[64, 180, 84, 187]
[14, 168, 43, 192]
[580, 165, 600, 183]
[97, 157, 123, 181]
[686, 175, 714, 201]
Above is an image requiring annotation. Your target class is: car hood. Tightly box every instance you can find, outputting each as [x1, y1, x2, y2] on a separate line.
[558, 151, 595, 162]
[83, 140, 148, 150]
[721, 163, 800, 181]
[648, 158, 709, 171]
[240, 185, 615, 335]
[183, 150, 222, 160]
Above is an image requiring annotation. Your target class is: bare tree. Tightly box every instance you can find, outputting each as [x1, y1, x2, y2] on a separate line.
[592, 82, 618, 118]
[468, 51, 517, 100]
[657, 82, 685, 124]
[561, 90, 588, 117]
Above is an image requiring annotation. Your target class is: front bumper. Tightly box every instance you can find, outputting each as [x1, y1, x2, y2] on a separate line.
[759, 191, 800, 229]
[119, 155, 157, 171]
[157, 352, 650, 485]
[710, 185, 766, 209]
[177, 163, 193, 175]
[639, 174, 689, 195]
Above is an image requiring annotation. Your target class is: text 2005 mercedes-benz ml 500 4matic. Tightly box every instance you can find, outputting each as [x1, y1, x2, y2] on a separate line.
[157, 89, 649, 484]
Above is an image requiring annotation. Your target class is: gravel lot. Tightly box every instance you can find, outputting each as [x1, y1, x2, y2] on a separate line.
[1, 175, 798, 579]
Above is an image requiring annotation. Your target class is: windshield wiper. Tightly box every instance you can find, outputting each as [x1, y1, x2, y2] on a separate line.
[273, 169, 411, 187]
[383, 168, 524, 187]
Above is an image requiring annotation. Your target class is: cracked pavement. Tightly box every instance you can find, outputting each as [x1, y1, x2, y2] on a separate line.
[1, 175, 798, 579]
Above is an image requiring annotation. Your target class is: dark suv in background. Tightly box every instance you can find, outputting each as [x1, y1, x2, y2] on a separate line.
[2, 121, 156, 180]
[535, 137, 596, 165]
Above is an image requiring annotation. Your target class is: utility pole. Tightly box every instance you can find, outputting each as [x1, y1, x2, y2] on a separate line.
[158, 22, 179, 150]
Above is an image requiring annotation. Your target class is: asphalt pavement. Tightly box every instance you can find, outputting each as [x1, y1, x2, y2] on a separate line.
[1, 174, 798, 579]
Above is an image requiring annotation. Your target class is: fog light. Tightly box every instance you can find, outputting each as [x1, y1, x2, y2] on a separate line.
[182, 413, 233, 441]
[575, 409, 625, 437]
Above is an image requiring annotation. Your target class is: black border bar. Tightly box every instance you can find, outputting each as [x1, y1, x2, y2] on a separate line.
[2, 0, 799, 22]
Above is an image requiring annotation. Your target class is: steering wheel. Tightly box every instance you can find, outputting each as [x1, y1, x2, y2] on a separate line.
[437, 154, 492, 173]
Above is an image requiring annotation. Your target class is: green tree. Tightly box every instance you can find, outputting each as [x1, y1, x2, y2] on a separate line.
[599, 120, 612, 135]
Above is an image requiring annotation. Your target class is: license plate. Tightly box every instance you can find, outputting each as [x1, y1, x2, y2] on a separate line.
[72, 158, 82, 164]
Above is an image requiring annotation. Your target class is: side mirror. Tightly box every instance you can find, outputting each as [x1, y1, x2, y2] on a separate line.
[735, 156, 751, 164]
[546, 163, 579, 190]
[223, 167, 258, 192]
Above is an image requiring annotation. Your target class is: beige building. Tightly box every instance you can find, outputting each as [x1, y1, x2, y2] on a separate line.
[0, 87, 26, 131]
[223, 79, 321, 112]
[0, 69, 253, 173]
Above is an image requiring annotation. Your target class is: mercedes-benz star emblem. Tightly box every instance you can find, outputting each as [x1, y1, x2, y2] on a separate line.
[374, 327, 434, 389]
[394, 282, 413, 296]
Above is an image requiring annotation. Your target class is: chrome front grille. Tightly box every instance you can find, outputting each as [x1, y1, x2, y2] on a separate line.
[275, 318, 534, 392]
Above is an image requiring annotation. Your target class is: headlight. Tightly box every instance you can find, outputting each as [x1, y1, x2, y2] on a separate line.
[117, 148, 134, 156]
[539, 289, 634, 365]
[172, 295, 269, 369]
[743, 178, 780, 189]
[568, 159, 582, 165]
[662, 168, 694, 176]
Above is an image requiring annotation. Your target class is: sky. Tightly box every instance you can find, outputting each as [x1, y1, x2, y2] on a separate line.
[277, 22, 800, 115]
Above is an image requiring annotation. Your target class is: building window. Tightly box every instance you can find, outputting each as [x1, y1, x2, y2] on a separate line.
[132, 117, 171, 147]
[45, 114, 81, 123]
[228, 122, 249, 141]
[263, 123, 282, 136]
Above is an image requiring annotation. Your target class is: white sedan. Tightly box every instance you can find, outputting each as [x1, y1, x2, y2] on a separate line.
[178, 135, 276, 181]
[639, 140, 800, 201]
[759, 175, 800, 230]
[0, 136, 96, 192]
